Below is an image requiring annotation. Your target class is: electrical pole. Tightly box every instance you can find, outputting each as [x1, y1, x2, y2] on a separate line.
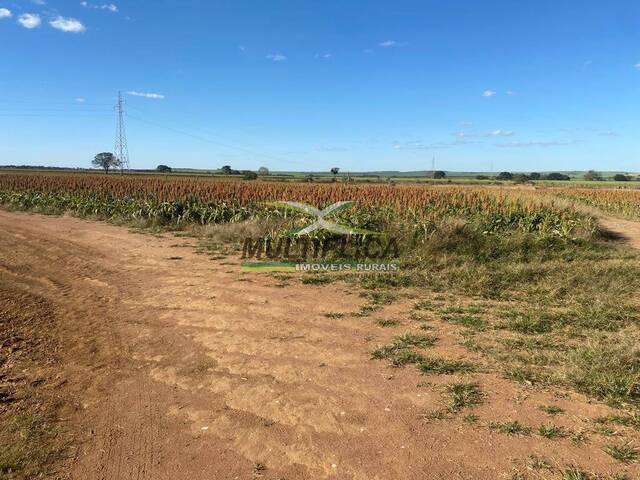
[114, 91, 130, 173]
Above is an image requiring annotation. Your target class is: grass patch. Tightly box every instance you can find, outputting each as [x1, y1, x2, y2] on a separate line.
[394, 334, 437, 348]
[391, 350, 426, 367]
[539, 405, 565, 415]
[593, 425, 617, 436]
[463, 413, 479, 424]
[595, 412, 640, 430]
[419, 357, 477, 375]
[498, 311, 553, 334]
[538, 424, 568, 439]
[371, 334, 436, 367]
[301, 275, 332, 285]
[564, 331, 640, 406]
[444, 382, 483, 412]
[323, 312, 345, 319]
[460, 338, 484, 353]
[488, 420, 532, 436]
[371, 346, 425, 367]
[0, 414, 63, 478]
[414, 300, 435, 311]
[375, 318, 400, 328]
[408, 311, 430, 322]
[352, 304, 382, 317]
[360, 290, 398, 306]
[441, 313, 487, 331]
[562, 466, 589, 480]
[504, 367, 540, 385]
[527, 455, 551, 470]
[604, 444, 639, 463]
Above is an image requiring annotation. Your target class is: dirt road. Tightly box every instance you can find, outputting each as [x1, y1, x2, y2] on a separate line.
[599, 216, 640, 250]
[0, 210, 630, 479]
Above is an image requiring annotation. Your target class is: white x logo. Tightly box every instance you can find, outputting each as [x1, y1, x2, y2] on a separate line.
[272, 201, 378, 236]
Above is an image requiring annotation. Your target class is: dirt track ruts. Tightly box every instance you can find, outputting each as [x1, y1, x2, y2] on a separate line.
[0, 210, 632, 479]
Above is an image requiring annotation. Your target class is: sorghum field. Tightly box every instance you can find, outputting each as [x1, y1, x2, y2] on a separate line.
[2, 170, 640, 480]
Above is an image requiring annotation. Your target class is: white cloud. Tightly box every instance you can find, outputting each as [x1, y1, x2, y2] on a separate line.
[494, 140, 577, 148]
[635, 63, 640, 71]
[599, 130, 619, 137]
[393, 139, 476, 150]
[317, 145, 348, 152]
[126, 91, 165, 99]
[455, 129, 514, 138]
[75, 97, 86, 103]
[49, 16, 86, 33]
[560, 127, 618, 137]
[238, 45, 246, 51]
[379, 40, 407, 48]
[483, 90, 497, 97]
[489, 129, 514, 137]
[81, 1, 118, 12]
[0, 8, 11, 18]
[31, 0, 46, 4]
[266, 53, 287, 62]
[18, 13, 41, 28]
[506, 90, 515, 96]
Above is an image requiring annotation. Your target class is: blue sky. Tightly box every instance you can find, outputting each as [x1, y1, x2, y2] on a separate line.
[1, 0, 639, 172]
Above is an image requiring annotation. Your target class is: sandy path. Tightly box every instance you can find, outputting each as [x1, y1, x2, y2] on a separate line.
[599, 216, 640, 250]
[0, 210, 631, 479]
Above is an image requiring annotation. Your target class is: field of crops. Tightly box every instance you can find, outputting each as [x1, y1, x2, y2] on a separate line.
[0, 172, 600, 240]
[554, 188, 640, 220]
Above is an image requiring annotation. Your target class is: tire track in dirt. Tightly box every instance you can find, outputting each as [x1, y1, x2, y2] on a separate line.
[0, 210, 635, 479]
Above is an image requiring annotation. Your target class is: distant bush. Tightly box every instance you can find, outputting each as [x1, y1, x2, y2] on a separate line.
[512, 174, 531, 183]
[529, 172, 541, 180]
[433, 171, 446, 179]
[497, 172, 513, 180]
[475, 175, 489, 180]
[544, 172, 570, 181]
[242, 171, 258, 180]
[156, 165, 172, 173]
[584, 170, 602, 181]
[614, 174, 630, 182]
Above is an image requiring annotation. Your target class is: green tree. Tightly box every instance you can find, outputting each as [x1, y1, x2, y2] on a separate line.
[496, 171, 513, 180]
[584, 170, 602, 181]
[92, 152, 121, 174]
[545, 172, 570, 181]
[513, 173, 531, 183]
[433, 171, 446, 179]
[156, 164, 172, 173]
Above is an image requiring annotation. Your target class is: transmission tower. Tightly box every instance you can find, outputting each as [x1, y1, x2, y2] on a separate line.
[114, 91, 130, 172]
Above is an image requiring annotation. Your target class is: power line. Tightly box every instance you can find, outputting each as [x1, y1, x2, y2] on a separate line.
[126, 112, 318, 169]
[1, 96, 325, 171]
